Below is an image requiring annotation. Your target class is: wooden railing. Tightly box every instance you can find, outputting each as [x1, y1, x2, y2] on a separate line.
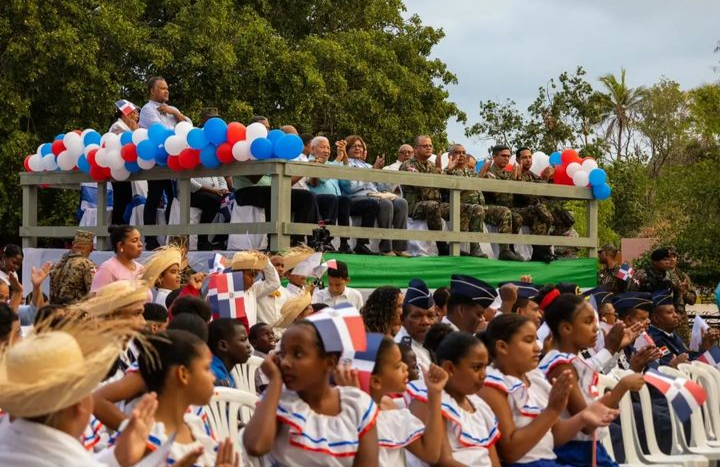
[19, 160, 599, 256]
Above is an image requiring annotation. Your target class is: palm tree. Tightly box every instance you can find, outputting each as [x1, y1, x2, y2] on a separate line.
[598, 68, 646, 159]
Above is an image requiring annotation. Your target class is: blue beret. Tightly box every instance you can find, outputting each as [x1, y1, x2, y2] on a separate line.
[612, 292, 653, 312]
[451, 275, 497, 307]
[582, 286, 614, 305]
[498, 281, 542, 300]
[404, 278, 434, 309]
[556, 282, 581, 295]
[651, 289, 674, 309]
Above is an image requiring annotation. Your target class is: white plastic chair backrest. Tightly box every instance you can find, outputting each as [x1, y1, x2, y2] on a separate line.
[692, 361, 720, 441]
[230, 356, 263, 395]
[674, 363, 714, 448]
[635, 369, 680, 456]
[596, 374, 619, 459]
[658, 365, 705, 452]
[598, 373, 646, 464]
[205, 387, 258, 449]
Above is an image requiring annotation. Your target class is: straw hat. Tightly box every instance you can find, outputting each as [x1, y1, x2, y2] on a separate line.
[141, 246, 185, 286]
[231, 251, 268, 271]
[281, 245, 315, 272]
[0, 314, 138, 417]
[74, 280, 150, 317]
[274, 289, 312, 329]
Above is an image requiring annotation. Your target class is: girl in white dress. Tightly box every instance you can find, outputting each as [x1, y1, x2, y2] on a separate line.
[479, 313, 619, 467]
[408, 331, 500, 466]
[537, 293, 645, 467]
[243, 319, 379, 466]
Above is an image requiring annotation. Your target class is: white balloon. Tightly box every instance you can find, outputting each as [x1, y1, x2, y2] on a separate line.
[103, 133, 121, 152]
[132, 128, 149, 145]
[56, 151, 75, 171]
[111, 166, 131, 181]
[95, 148, 109, 168]
[581, 159, 598, 173]
[137, 157, 156, 170]
[41, 154, 58, 171]
[245, 122, 268, 143]
[106, 150, 125, 170]
[572, 170, 589, 187]
[566, 162, 582, 177]
[174, 121, 194, 138]
[165, 135, 188, 155]
[28, 153, 44, 172]
[63, 132, 84, 156]
[232, 141, 251, 161]
[84, 143, 100, 156]
[81, 128, 94, 139]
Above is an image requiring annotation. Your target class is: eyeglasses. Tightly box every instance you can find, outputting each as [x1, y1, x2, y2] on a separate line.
[451, 150, 466, 155]
[398, 150, 414, 154]
[418, 144, 433, 149]
[349, 144, 364, 149]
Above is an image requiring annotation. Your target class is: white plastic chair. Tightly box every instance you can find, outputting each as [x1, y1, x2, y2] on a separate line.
[611, 368, 708, 467]
[597, 373, 681, 467]
[690, 362, 720, 445]
[205, 387, 258, 451]
[230, 356, 264, 395]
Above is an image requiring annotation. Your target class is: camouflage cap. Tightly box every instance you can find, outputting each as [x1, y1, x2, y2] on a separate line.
[73, 230, 95, 245]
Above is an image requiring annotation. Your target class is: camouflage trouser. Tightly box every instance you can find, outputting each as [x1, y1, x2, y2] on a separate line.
[676, 306, 690, 343]
[515, 203, 554, 235]
[412, 201, 484, 232]
[484, 205, 517, 234]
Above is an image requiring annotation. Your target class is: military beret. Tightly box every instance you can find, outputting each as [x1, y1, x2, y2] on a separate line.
[651, 289, 674, 309]
[450, 275, 497, 308]
[498, 281, 542, 300]
[404, 278, 434, 309]
[612, 292, 653, 312]
[650, 248, 671, 262]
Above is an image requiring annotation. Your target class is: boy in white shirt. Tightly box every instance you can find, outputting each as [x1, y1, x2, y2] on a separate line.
[312, 260, 364, 309]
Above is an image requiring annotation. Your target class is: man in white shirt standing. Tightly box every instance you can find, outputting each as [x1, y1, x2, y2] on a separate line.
[312, 260, 364, 309]
[394, 278, 436, 372]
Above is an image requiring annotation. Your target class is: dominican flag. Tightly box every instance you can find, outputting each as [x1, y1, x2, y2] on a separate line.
[341, 333, 384, 393]
[207, 271, 246, 321]
[218, 193, 234, 223]
[696, 346, 720, 369]
[208, 253, 227, 274]
[115, 99, 137, 116]
[634, 331, 656, 351]
[306, 303, 367, 354]
[616, 263, 635, 282]
[643, 368, 707, 422]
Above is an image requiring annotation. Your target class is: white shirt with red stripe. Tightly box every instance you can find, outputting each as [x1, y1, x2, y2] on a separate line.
[377, 408, 425, 466]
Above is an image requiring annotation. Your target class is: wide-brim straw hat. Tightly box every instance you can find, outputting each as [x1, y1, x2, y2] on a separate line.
[141, 246, 185, 286]
[0, 313, 140, 418]
[281, 245, 316, 272]
[274, 289, 312, 329]
[231, 251, 268, 271]
[74, 280, 150, 317]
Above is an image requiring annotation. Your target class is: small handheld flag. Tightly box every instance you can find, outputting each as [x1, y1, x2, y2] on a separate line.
[616, 263, 635, 282]
[208, 253, 227, 274]
[206, 271, 246, 321]
[634, 331, 655, 352]
[341, 333, 385, 393]
[306, 303, 367, 354]
[696, 346, 720, 369]
[690, 315, 710, 352]
[643, 368, 707, 422]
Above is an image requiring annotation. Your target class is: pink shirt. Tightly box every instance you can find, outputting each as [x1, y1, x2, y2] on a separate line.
[90, 256, 144, 292]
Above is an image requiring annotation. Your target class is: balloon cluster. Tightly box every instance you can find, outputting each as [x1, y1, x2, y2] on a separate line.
[24, 119, 304, 182]
[528, 149, 612, 200]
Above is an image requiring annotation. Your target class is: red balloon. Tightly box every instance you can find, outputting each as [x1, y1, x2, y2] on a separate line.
[120, 143, 138, 162]
[51, 140, 66, 156]
[167, 155, 183, 172]
[90, 164, 107, 181]
[178, 148, 200, 170]
[103, 166, 112, 178]
[87, 149, 98, 166]
[504, 162, 514, 172]
[553, 164, 567, 184]
[226, 122, 247, 145]
[561, 148, 579, 165]
[74, 129, 82, 135]
[217, 142, 234, 164]
[24, 155, 32, 172]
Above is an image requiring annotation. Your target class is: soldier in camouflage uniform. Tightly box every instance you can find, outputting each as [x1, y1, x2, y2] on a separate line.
[49, 230, 96, 304]
[444, 144, 522, 260]
[667, 246, 698, 307]
[598, 244, 622, 288]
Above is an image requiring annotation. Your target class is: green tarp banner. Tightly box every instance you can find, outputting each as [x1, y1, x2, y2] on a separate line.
[317, 255, 599, 289]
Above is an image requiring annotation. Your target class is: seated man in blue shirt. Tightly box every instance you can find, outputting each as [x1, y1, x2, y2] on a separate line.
[208, 318, 253, 388]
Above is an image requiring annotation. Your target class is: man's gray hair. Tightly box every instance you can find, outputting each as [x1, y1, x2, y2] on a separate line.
[311, 136, 329, 149]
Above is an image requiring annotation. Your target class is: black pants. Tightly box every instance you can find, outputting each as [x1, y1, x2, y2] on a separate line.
[234, 186, 319, 244]
[190, 191, 222, 244]
[111, 181, 132, 225]
[337, 196, 379, 247]
[315, 194, 339, 224]
[144, 179, 175, 249]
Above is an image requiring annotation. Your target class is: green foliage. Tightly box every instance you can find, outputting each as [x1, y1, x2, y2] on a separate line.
[604, 159, 652, 238]
[690, 84, 720, 141]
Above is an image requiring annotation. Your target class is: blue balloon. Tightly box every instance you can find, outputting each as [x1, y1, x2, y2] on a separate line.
[187, 128, 209, 150]
[549, 151, 562, 166]
[137, 140, 158, 161]
[148, 123, 169, 145]
[200, 145, 221, 168]
[273, 134, 304, 160]
[588, 168, 607, 186]
[155, 148, 168, 166]
[40, 143, 53, 156]
[250, 138, 274, 160]
[475, 159, 485, 174]
[54, 133, 65, 141]
[267, 129, 285, 144]
[83, 131, 101, 147]
[120, 131, 133, 146]
[204, 118, 228, 146]
[592, 183, 612, 200]
[77, 155, 90, 173]
[125, 161, 141, 173]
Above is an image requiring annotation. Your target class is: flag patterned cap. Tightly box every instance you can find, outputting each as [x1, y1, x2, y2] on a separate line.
[306, 303, 367, 354]
[611, 292, 652, 312]
[451, 275, 497, 307]
[498, 281, 542, 300]
[652, 289, 674, 309]
[115, 99, 138, 116]
[404, 278, 434, 309]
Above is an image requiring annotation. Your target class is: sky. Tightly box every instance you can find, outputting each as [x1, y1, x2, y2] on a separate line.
[403, 0, 720, 156]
